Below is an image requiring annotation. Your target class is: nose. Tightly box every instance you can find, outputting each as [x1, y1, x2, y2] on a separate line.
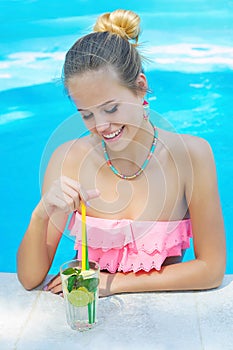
[95, 115, 110, 134]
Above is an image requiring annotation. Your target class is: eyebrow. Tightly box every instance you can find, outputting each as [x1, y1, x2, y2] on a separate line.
[77, 99, 116, 112]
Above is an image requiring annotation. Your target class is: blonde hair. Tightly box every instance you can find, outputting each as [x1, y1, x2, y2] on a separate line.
[93, 9, 140, 46]
[63, 9, 144, 93]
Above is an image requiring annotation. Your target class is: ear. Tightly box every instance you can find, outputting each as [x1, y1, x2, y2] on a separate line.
[136, 73, 148, 98]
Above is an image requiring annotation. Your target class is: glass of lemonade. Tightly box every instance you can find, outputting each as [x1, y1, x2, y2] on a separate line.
[60, 259, 100, 331]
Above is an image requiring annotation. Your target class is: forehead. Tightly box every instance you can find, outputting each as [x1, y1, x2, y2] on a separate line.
[67, 69, 131, 109]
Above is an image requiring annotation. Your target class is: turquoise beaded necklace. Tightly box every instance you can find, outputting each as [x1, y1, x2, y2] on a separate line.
[102, 122, 158, 180]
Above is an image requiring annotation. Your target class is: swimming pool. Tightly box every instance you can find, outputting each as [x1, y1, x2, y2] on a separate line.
[1, 0, 232, 274]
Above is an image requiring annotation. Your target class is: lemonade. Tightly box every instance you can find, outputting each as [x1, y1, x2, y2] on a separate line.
[60, 260, 99, 331]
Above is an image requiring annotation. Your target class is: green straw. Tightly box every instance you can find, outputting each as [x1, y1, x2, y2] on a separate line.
[93, 296, 96, 323]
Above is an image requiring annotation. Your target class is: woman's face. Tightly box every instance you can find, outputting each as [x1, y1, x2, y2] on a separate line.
[67, 68, 147, 151]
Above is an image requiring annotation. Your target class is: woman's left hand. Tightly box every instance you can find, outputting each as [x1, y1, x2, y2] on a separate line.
[43, 273, 63, 296]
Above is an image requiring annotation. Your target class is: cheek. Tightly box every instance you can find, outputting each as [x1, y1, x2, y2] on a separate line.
[127, 105, 143, 125]
[119, 103, 143, 122]
[81, 118, 96, 132]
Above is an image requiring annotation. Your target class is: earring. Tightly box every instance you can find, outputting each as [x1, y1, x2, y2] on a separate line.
[143, 100, 150, 121]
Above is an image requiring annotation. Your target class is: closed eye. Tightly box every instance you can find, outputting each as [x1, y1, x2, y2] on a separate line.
[104, 105, 118, 114]
[82, 112, 94, 120]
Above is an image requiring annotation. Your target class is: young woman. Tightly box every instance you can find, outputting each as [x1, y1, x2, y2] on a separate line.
[17, 9, 226, 297]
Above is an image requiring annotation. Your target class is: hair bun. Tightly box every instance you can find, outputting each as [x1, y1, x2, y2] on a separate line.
[93, 9, 140, 46]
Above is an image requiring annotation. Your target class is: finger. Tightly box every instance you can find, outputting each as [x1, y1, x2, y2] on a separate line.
[53, 189, 81, 213]
[61, 176, 81, 193]
[57, 184, 81, 211]
[60, 177, 88, 205]
[47, 190, 78, 214]
[86, 189, 101, 200]
[78, 186, 101, 206]
[61, 176, 100, 204]
[50, 284, 63, 295]
[44, 274, 61, 291]
[43, 189, 70, 214]
[50, 194, 73, 214]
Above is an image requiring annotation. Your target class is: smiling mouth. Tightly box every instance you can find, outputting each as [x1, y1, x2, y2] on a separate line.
[102, 126, 124, 140]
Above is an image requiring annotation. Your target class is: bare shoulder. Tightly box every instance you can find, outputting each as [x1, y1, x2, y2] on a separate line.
[164, 131, 219, 205]
[181, 133, 212, 153]
[158, 128, 214, 164]
[49, 134, 98, 166]
[42, 135, 97, 192]
[180, 133, 215, 169]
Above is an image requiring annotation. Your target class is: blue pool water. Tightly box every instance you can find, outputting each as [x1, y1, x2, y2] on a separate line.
[0, 0, 232, 274]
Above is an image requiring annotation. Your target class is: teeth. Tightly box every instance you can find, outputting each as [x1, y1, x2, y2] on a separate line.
[103, 127, 123, 139]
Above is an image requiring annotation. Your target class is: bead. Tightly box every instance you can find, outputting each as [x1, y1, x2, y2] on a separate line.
[101, 122, 158, 180]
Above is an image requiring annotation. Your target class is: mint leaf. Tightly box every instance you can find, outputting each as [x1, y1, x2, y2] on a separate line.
[67, 275, 78, 292]
[62, 267, 77, 276]
[73, 275, 84, 289]
[82, 278, 99, 292]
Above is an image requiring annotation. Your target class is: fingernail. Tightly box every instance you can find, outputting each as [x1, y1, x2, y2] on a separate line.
[86, 201, 90, 207]
[43, 285, 48, 291]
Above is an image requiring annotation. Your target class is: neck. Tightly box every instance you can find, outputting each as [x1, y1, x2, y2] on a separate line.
[112, 120, 154, 160]
[102, 120, 158, 179]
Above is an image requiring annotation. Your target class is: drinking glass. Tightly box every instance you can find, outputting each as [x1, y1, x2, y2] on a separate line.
[60, 259, 99, 331]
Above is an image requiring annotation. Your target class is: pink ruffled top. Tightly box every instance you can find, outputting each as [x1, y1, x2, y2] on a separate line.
[69, 211, 192, 273]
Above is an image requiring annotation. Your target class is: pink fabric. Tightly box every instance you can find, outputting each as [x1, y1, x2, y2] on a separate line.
[69, 211, 192, 273]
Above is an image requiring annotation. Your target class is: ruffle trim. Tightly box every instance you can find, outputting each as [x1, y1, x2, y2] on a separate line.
[69, 211, 192, 273]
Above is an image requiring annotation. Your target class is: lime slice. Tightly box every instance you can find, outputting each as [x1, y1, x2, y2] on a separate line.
[67, 287, 90, 307]
[78, 287, 94, 303]
[78, 286, 90, 293]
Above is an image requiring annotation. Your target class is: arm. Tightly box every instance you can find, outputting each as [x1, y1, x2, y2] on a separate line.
[17, 142, 99, 290]
[17, 145, 69, 290]
[17, 207, 68, 290]
[100, 137, 226, 296]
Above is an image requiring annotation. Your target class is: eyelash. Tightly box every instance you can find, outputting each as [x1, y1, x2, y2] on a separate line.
[82, 105, 118, 120]
[82, 112, 93, 120]
[105, 105, 118, 114]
